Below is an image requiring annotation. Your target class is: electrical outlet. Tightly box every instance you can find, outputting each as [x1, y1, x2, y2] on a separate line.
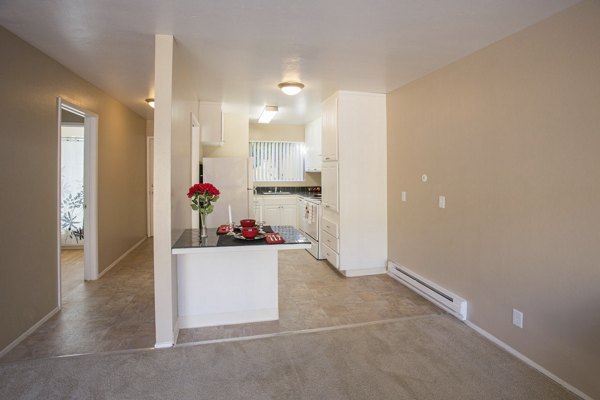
[513, 309, 524, 328]
[438, 195, 446, 209]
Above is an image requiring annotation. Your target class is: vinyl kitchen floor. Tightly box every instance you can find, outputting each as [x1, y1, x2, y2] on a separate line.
[177, 249, 442, 343]
[0, 239, 155, 363]
[1, 240, 439, 362]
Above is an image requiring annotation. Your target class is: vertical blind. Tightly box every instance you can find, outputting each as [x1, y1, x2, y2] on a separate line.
[250, 141, 305, 182]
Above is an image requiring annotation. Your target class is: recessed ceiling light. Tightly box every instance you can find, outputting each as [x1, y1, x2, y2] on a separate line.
[145, 98, 155, 108]
[278, 82, 304, 96]
[258, 105, 278, 123]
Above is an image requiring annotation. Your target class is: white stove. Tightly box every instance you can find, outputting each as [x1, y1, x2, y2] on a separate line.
[297, 196, 323, 259]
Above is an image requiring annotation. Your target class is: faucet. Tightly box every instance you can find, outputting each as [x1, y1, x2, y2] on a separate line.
[274, 186, 278, 193]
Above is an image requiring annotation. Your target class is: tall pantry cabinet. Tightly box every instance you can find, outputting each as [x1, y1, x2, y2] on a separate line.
[320, 91, 387, 276]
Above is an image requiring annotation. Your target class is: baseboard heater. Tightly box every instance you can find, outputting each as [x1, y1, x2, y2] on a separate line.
[388, 261, 467, 321]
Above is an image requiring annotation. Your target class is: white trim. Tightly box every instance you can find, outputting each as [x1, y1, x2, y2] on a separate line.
[57, 98, 99, 291]
[178, 308, 278, 329]
[146, 136, 154, 237]
[342, 267, 387, 277]
[97, 237, 146, 279]
[56, 99, 63, 308]
[0, 307, 60, 359]
[464, 321, 592, 400]
[154, 341, 174, 349]
[83, 112, 99, 281]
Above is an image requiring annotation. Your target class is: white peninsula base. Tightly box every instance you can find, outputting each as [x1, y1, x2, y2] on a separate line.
[176, 249, 278, 328]
[172, 227, 310, 330]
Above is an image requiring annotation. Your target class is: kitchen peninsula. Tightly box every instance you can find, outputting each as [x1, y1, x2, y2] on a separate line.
[172, 226, 310, 329]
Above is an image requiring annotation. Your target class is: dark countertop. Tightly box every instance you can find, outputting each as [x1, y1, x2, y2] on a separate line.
[172, 225, 311, 250]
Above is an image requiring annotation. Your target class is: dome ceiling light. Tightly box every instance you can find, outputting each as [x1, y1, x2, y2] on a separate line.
[278, 81, 304, 96]
[145, 98, 155, 108]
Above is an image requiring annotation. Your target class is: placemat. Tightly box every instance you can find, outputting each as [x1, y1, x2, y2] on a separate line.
[217, 226, 274, 247]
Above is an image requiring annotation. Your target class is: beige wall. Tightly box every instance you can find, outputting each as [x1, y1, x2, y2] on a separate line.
[0, 27, 147, 352]
[203, 113, 249, 158]
[146, 119, 154, 136]
[386, 2, 600, 398]
[249, 123, 322, 187]
[250, 123, 304, 142]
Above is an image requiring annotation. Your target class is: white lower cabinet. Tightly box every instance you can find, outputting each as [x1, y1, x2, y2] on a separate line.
[321, 243, 339, 270]
[263, 205, 281, 225]
[321, 230, 338, 253]
[281, 204, 296, 226]
[254, 196, 298, 228]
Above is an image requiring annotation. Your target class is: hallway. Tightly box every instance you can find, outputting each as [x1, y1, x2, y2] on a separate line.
[1, 240, 155, 362]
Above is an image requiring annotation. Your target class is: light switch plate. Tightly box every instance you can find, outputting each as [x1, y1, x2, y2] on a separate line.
[513, 309, 524, 328]
[401, 191, 407, 202]
[438, 195, 446, 208]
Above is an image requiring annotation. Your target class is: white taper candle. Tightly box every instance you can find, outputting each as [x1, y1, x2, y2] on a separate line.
[228, 204, 233, 225]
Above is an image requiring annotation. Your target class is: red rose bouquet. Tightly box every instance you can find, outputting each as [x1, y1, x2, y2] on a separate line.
[187, 183, 220, 215]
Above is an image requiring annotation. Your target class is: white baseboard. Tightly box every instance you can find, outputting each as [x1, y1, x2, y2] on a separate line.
[154, 341, 174, 349]
[173, 319, 180, 344]
[342, 267, 387, 277]
[0, 306, 60, 359]
[464, 320, 592, 400]
[178, 308, 278, 329]
[97, 237, 146, 279]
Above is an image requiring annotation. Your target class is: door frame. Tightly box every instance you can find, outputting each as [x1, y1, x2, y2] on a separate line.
[146, 136, 154, 237]
[57, 98, 99, 307]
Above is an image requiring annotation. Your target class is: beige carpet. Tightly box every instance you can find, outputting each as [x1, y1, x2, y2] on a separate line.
[0, 314, 578, 399]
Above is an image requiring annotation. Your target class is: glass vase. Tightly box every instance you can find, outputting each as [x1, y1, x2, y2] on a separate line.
[200, 213, 207, 238]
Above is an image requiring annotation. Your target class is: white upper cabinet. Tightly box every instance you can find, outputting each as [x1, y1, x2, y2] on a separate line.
[199, 101, 223, 146]
[304, 117, 322, 172]
[321, 96, 338, 161]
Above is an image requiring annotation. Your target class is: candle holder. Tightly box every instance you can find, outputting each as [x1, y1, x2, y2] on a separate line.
[258, 221, 265, 234]
[227, 222, 235, 235]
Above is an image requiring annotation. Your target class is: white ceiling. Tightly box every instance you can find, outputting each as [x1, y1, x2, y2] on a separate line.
[0, 0, 580, 124]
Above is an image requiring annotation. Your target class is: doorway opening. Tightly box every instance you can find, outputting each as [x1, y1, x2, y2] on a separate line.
[57, 98, 98, 307]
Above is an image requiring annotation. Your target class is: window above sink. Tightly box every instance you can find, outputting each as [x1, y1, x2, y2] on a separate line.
[250, 141, 305, 182]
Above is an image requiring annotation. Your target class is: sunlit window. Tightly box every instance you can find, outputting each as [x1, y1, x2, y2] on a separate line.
[250, 141, 305, 182]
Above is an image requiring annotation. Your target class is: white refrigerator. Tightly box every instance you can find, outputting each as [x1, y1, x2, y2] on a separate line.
[202, 157, 255, 228]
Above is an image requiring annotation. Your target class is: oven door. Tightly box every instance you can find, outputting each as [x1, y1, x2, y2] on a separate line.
[301, 201, 319, 241]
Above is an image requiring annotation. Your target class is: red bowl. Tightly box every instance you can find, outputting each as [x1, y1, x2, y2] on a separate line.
[240, 219, 256, 228]
[241, 227, 258, 239]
